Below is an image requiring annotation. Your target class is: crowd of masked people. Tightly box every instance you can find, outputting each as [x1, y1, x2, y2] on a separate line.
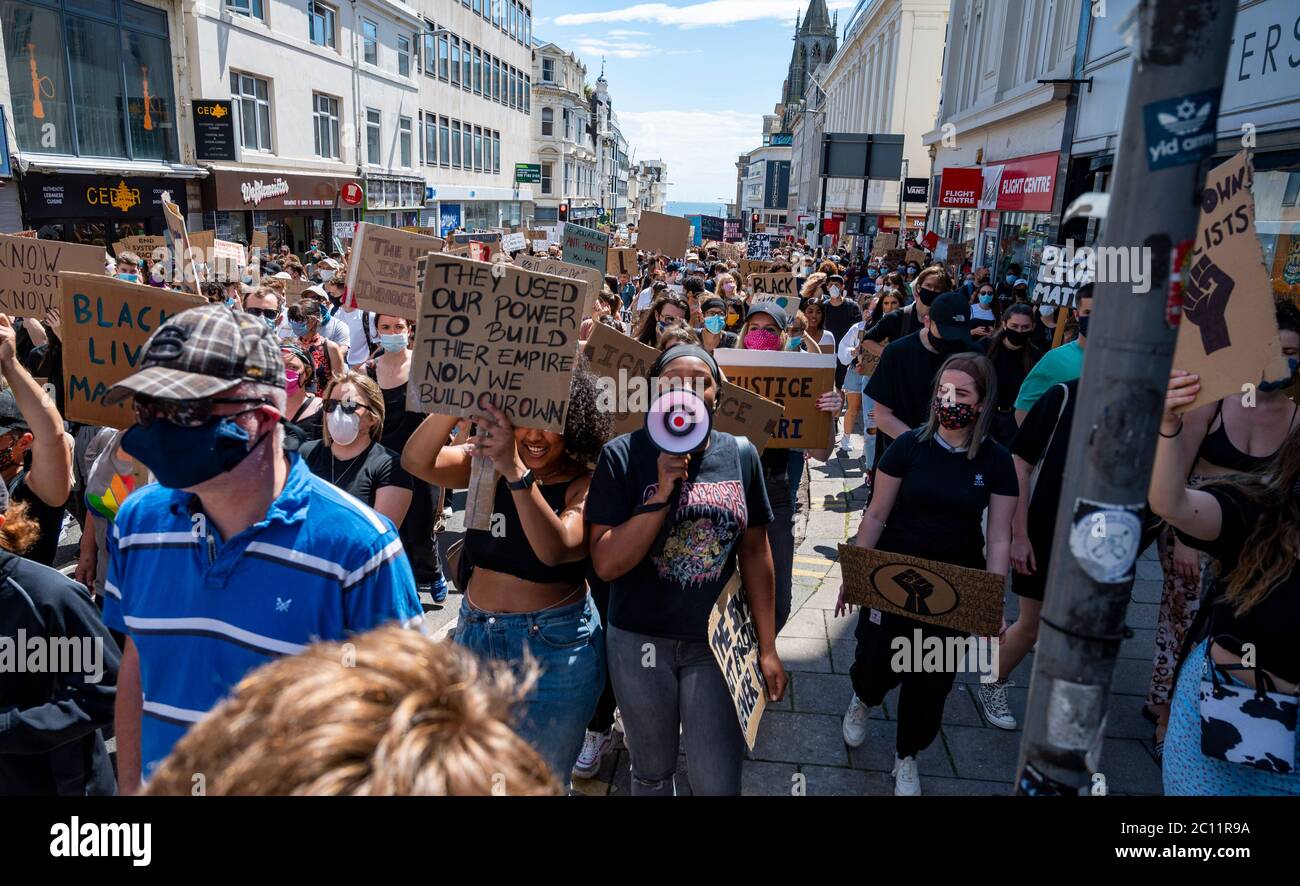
[2, 228, 1296, 799]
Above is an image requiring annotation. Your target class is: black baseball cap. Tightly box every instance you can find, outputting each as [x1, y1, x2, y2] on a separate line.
[105, 303, 286, 404]
[928, 292, 977, 349]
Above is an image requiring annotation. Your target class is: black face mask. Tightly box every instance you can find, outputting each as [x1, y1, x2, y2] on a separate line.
[918, 287, 941, 308]
[1078, 315, 1090, 338]
[931, 334, 969, 355]
[1004, 328, 1031, 347]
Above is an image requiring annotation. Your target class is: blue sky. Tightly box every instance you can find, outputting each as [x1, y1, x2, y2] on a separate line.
[536, 0, 855, 202]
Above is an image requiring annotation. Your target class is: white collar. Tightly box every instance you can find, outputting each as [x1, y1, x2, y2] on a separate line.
[932, 432, 969, 454]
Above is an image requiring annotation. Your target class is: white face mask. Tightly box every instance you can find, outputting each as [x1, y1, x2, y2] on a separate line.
[829, 286, 842, 298]
[319, 270, 335, 281]
[327, 408, 361, 446]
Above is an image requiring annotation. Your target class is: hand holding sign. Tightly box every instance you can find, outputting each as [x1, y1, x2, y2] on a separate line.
[1182, 253, 1234, 354]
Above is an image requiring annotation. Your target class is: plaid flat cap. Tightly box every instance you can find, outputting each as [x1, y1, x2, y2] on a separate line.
[105, 303, 285, 405]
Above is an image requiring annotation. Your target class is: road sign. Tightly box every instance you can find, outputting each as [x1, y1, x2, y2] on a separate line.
[515, 163, 542, 183]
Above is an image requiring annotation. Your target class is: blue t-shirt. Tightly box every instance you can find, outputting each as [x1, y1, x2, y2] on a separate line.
[1014, 339, 1083, 413]
[102, 455, 421, 777]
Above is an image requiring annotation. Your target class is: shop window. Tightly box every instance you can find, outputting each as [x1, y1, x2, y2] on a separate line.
[313, 92, 339, 159]
[232, 71, 272, 152]
[366, 108, 381, 165]
[362, 19, 377, 66]
[309, 1, 336, 49]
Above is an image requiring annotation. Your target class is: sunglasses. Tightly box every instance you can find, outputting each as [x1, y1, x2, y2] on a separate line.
[245, 307, 279, 320]
[323, 399, 367, 416]
[133, 395, 269, 428]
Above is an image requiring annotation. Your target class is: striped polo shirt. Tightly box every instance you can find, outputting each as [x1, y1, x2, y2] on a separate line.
[102, 454, 422, 778]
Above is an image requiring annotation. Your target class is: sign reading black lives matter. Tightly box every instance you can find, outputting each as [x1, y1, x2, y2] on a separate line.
[407, 255, 581, 434]
[838, 544, 1004, 636]
[707, 573, 767, 751]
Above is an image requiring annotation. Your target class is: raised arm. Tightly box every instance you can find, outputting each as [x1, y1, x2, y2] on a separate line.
[0, 314, 71, 507]
[400, 413, 473, 488]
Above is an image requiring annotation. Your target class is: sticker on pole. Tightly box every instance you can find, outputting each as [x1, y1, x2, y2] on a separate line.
[1142, 89, 1219, 171]
[1068, 498, 1143, 584]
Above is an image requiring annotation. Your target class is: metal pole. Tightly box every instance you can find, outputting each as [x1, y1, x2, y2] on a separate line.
[1015, 0, 1240, 796]
[818, 133, 829, 243]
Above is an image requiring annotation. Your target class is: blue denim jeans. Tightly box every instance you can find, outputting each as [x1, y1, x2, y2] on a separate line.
[454, 595, 605, 783]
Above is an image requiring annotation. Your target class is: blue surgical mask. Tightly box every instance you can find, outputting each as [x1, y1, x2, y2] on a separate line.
[978, 294, 993, 307]
[118, 272, 139, 282]
[379, 332, 408, 353]
[290, 320, 309, 338]
[703, 315, 725, 335]
[787, 335, 803, 350]
[1007, 274, 1016, 284]
[867, 269, 878, 278]
[122, 413, 268, 490]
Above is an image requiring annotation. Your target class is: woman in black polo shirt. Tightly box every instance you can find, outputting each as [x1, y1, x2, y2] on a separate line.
[587, 344, 787, 796]
[836, 353, 1017, 796]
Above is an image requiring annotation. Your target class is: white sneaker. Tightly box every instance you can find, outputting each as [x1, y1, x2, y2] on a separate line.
[837, 434, 854, 455]
[612, 707, 624, 735]
[572, 729, 613, 779]
[975, 679, 1017, 730]
[842, 693, 870, 747]
[892, 755, 921, 796]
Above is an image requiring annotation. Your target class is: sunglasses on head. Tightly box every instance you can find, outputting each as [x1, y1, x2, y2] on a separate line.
[133, 394, 270, 428]
[323, 399, 366, 416]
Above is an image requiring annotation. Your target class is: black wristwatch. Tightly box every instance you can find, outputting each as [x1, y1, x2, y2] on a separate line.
[507, 470, 537, 491]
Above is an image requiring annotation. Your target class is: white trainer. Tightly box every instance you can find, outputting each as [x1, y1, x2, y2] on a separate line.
[572, 729, 614, 779]
[892, 755, 921, 796]
[975, 679, 1017, 730]
[842, 693, 871, 748]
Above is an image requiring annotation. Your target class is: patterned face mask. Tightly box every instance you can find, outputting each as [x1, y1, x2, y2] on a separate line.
[933, 399, 977, 430]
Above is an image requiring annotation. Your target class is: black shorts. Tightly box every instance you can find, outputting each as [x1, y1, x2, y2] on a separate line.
[1010, 532, 1053, 601]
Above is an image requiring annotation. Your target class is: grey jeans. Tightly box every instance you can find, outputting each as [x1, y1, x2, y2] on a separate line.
[606, 623, 746, 796]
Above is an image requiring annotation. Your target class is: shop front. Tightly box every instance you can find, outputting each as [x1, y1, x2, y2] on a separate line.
[423, 184, 530, 236]
[931, 166, 982, 248]
[363, 175, 426, 229]
[976, 152, 1059, 280]
[17, 171, 191, 245]
[202, 168, 362, 255]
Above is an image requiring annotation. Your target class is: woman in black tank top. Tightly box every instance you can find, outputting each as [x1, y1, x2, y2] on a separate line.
[401, 359, 612, 785]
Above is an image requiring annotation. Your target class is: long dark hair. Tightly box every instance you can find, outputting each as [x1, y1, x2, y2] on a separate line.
[634, 293, 690, 346]
[985, 304, 1040, 374]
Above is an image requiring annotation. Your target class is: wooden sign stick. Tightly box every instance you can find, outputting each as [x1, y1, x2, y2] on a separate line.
[465, 456, 497, 531]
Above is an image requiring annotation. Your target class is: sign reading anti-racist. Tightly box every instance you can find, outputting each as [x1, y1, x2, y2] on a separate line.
[345, 223, 445, 321]
[61, 272, 205, 429]
[747, 273, 798, 298]
[561, 223, 608, 272]
[713, 349, 836, 449]
[583, 322, 782, 451]
[0, 235, 106, 318]
[1174, 150, 1289, 411]
[637, 211, 692, 257]
[407, 255, 581, 434]
[512, 254, 601, 318]
[607, 247, 636, 276]
[838, 544, 1004, 636]
[707, 573, 768, 751]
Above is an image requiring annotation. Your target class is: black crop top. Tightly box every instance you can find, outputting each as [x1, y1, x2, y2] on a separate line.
[464, 475, 588, 586]
[1196, 400, 1295, 474]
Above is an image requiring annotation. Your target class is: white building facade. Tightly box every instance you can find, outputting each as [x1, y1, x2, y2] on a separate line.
[530, 42, 597, 226]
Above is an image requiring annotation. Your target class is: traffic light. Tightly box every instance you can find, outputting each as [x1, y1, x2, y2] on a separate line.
[559, 203, 569, 221]
[751, 213, 759, 229]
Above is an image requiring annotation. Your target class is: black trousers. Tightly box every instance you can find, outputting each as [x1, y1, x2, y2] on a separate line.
[587, 578, 618, 732]
[849, 609, 962, 758]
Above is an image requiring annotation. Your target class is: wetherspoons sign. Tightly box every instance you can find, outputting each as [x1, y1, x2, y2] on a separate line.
[241, 178, 290, 206]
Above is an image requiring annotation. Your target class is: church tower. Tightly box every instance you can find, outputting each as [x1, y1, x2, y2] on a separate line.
[779, 0, 837, 132]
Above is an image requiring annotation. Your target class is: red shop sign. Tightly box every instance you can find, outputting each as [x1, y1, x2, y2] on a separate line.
[937, 167, 982, 209]
[993, 152, 1058, 212]
[340, 182, 364, 206]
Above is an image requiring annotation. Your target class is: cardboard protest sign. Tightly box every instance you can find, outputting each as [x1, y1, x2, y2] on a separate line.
[883, 248, 906, 266]
[250, 230, 269, 251]
[707, 573, 768, 751]
[561, 223, 608, 271]
[747, 273, 798, 299]
[501, 232, 526, 254]
[0, 235, 106, 318]
[746, 233, 779, 260]
[513, 254, 600, 318]
[345, 223, 445, 320]
[719, 241, 744, 264]
[946, 243, 969, 269]
[740, 258, 775, 281]
[188, 229, 216, 256]
[582, 323, 781, 451]
[60, 272, 204, 428]
[451, 232, 503, 248]
[838, 544, 1004, 636]
[905, 247, 927, 266]
[607, 247, 636, 276]
[637, 211, 692, 257]
[210, 239, 247, 282]
[713, 349, 836, 449]
[750, 294, 798, 317]
[113, 236, 166, 259]
[407, 255, 581, 434]
[1174, 151, 1289, 411]
[161, 194, 198, 292]
[284, 279, 313, 301]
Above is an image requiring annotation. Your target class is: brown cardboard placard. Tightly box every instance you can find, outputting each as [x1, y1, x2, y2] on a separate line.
[60, 272, 205, 428]
[1174, 151, 1289, 411]
[749, 294, 799, 317]
[607, 247, 637, 277]
[561, 223, 608, 272]
[714, 349, 836, 449]
[345, 223, 445, 320]
[512, 254, 601, 319]
[464, 457, 498, 532]
[946, 243, 970, 269]
[747, 273, 798, 299]
[161, 195, 198, 292]
[0, 235, 106, 318]
[637, 211, 692, 258]
[406, 255, 582, 433]
[582, 323, 781, 451]
[873, 232, 897, 252]
[838, 544, 1004, 636]
[904, 247, 927, 266]
[210, 239, 247, 282]
[707, 573, 768, 751]
[113, 236, 167, 260]
[189, 229, 216, 257]
[740, 258, 775, 281]
[283, 278, 313, 301]
[883, 248, 906, 267]
[250, 230, 269, 251]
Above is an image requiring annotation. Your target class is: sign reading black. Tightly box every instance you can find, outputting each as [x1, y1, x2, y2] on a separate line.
[192, 100, 238, 162]
[19, 173, 187, 220]
[699, 215, 724, 241]
[903, 177, 929, 203]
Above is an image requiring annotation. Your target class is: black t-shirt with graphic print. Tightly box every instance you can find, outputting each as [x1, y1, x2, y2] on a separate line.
[876, 429, 1018, 569]
[586, 429, 773, 641]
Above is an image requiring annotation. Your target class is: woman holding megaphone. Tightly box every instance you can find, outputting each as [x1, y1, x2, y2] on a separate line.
[587, 344, 786, 796]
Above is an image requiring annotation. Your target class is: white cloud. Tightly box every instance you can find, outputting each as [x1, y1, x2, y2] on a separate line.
[570, 34, 701, 60]
[619, 109, 760, 202]
[554, 0, 854, 30]
[607, 29, 651, 37]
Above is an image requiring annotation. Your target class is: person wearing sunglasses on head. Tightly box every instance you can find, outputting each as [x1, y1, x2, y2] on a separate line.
[101, 305, 422, 794]
[634, 292, 690, 349]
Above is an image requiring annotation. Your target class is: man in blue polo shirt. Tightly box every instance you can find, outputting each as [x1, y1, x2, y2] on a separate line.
[103, 304, 421, 792]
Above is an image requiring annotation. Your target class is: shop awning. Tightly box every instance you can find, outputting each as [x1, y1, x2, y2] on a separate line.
[16, 153, 208, 179]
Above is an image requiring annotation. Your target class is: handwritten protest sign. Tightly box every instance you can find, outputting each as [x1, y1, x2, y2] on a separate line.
[513, 254, 600, 318]
[707, 573, 767, 751]
[747, 273, 798, 299]
[607, 247, 636, 276]
[740, 258, 775, 281]
[561, 223, 608, 271]
[0, 235, 105, 318]
[345, 223, 445, 320]
[838, 544, 1004, 636]
[250, 230, 269, 252]
[714, 349, 835, 449]
[407, 255, 581, 434]
[161, 194, 198, 292]
[113, 236, 166, 259]
[61, 272, 204, 428]
[750, 294, 798, 317]
[883, 248, 906, 266]
[501, 232, 526, 254]
[582, 323, 781, 451]
[188, 229, 216, 257]
[1174, 151, 1289, 411]
[905, 247, 927, 266]
[210, 239, 247, 282]
[637, 211, 692, 257]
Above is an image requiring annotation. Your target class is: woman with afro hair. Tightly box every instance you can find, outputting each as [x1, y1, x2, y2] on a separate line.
[401, 357, 612, 785]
